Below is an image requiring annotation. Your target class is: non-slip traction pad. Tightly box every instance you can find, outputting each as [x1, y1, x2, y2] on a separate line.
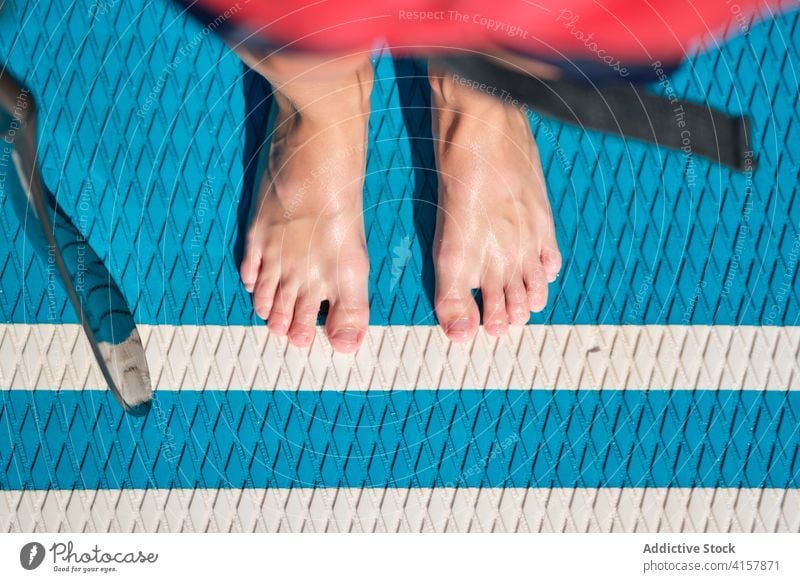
[0, 0, 799, 507]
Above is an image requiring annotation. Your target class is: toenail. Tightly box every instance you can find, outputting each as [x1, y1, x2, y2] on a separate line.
[331, 328, 360, 346]
[486, 323, 506, 335]
[270, 322, 288, 335]
[292, 332, 310, 344]
[446, 320, 470, 338]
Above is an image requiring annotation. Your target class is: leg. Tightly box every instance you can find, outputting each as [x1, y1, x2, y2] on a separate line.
[235, 47, 373, 352]
[428, 61, 562, 341]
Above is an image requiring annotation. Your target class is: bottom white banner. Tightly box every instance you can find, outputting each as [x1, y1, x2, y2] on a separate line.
[1, 533, 798, 581]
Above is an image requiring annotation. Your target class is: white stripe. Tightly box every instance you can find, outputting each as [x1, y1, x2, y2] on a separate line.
[1, 487, 797, 533]
[1, 324, 798, 391]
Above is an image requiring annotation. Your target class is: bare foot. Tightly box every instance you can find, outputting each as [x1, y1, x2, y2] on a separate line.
[429, 64, 562, 341]
[240, 60, 373, 352]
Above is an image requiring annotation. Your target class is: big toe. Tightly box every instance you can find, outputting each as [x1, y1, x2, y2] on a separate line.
[436, 295, 479, 341]
[326, 300, 368, 353]
[325, 259, 370, 353]
[435, 262, 479, 341]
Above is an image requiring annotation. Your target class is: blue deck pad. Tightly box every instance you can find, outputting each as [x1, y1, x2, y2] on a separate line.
[1, 389, 797, 490]
[0, 1, 799, 327]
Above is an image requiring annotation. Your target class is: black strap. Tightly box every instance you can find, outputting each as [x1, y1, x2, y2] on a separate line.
[432, 55, 753, 171]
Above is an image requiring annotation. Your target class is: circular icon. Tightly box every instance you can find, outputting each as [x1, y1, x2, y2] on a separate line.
[19, 542, 46, 570]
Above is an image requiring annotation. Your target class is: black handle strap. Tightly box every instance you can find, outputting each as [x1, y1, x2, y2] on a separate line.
[432, 55, 753, 171]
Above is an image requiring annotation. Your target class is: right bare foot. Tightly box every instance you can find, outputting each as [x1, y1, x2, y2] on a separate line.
[429, 64, 562, 342]
[239, 59, 373, 352]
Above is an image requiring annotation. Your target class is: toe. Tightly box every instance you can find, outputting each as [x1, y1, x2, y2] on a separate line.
[436, 297, 479, 341]
[252, 268, 278, 320]
[325, 261, 369, 353]
[268, 283, 297, 336]
[288, 294, 320, 348]
[540, 244, 562, 283]
[524, 259, 549, 313]
[505, 278, 529, 325]
[482, 286, 509, 336]
[326, 300, 368, 353]
[434, 261, 479, 342]
[240, 242, 262, 294]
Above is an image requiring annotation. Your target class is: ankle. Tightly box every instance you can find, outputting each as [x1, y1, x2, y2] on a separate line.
[275, 62, 373, 126]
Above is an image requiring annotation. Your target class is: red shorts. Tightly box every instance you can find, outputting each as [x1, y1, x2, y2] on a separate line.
[183, 0, 786, 66]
